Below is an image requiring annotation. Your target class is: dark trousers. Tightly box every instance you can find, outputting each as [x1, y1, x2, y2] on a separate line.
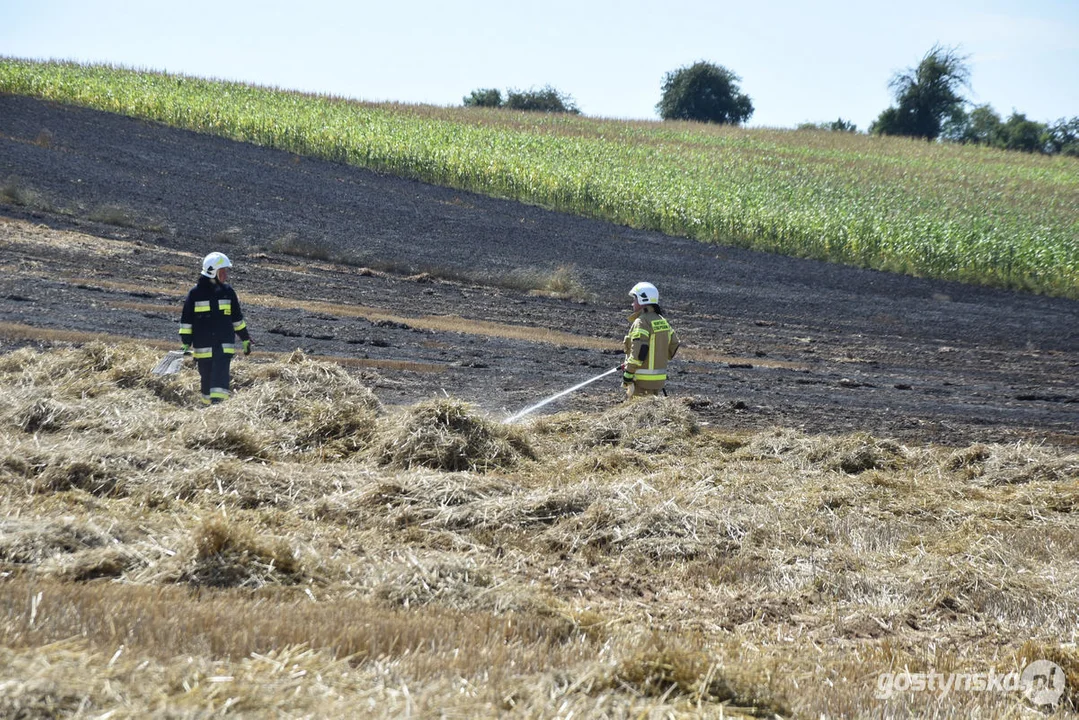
[196, 348, 233, 405]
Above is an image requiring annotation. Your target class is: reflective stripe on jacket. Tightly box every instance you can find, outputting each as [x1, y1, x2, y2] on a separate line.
[179, 276, 249, 358]
[623, 307, 679, 391]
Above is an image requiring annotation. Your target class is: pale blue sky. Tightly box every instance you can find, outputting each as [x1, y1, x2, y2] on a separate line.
[3, 0, 1077, 130]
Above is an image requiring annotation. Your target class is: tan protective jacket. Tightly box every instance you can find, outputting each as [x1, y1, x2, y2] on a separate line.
[623, 306, 679, 393]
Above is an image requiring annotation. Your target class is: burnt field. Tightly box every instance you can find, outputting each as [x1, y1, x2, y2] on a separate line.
[1, 94, 1077, 446]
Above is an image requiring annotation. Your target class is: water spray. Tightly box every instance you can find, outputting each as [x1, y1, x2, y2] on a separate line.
[503, 366, 620, 424]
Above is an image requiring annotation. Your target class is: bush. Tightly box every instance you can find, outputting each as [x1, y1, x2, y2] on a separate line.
[463, 85, 579, 114]
[463, 88, 502, 108]
[504, 86, 580, 114]
[798, 118, 858, 133]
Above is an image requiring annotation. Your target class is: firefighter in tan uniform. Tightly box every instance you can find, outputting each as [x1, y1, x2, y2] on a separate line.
[621, 281, 679, 399]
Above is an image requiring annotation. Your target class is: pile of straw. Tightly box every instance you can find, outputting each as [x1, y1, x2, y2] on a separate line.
[175, 515, 304, 589]
[375, 398, 534, 472]
[582, 396, 699, 452]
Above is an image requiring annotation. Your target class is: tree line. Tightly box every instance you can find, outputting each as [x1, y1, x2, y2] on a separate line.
[463, 86, 580, 115]
[462, 47, 1077, 157]
[867, 44, 1077, 156]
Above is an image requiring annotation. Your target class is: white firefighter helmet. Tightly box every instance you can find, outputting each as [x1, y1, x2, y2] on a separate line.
[629, 281, 659, 306]
[201, 252, 232, 279]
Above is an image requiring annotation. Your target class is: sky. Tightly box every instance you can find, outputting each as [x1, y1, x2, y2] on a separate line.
[2, 0, 1077, 131]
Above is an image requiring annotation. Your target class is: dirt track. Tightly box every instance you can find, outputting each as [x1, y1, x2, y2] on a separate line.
[1, 94, 1077, 445]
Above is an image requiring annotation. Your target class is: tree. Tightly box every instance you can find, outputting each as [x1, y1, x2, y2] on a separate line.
[967, 104, 1005, 146]
[504, 86, 580, 114]
[871, 44, 970, 140]
[828, 118, 859, 133]
[656, 61, 753, 125]
[999, 112, 1047, 153]
[942, 105, 1067, 155]
[939, 107, 971, 143]
[1047, 117, 1079, 157]
[463, 88, 503, 108]
[942, 104, 1003, 145]
[869, 107, 904, 137]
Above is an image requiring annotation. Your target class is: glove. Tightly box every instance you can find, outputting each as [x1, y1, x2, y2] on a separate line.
[181, 344, 191, 355]
[242, 339, 252, 356]
[622, 370, 636, 384]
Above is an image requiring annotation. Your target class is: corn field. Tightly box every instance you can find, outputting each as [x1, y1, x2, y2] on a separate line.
[2, 59, 1077, 298]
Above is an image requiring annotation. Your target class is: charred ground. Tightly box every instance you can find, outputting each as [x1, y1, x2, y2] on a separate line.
[1, 94, 1076, 445]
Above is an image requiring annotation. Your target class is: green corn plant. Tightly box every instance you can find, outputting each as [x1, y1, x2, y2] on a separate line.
[1, 59, 1075, 298]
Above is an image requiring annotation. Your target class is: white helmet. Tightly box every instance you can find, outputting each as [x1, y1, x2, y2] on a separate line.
[629, 281, 659, 306]
[201, 252, 232, 279]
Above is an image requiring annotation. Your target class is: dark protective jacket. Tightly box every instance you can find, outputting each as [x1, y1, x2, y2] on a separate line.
[623, 306, 679, 392]
[178, 275, 250, 358]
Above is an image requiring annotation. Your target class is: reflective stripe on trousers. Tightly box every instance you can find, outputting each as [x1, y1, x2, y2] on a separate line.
[196, 349, 233, 404]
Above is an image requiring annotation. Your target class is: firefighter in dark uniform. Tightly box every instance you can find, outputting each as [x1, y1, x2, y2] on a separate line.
[179, 252, 253, 405]
[621, 281, 679, 399]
